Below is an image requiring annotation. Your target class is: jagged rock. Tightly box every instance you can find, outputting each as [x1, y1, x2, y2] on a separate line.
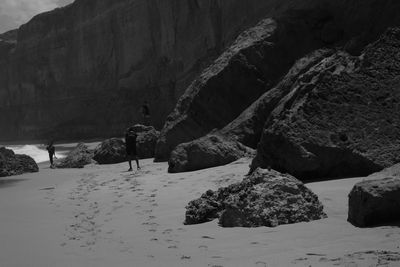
[155, 16, 319, 161]
[155, 1, 400, 161]
[128, 124, 160, 159]
[348, 177, 400, 227]
[0, 147, 38, 177]
[55, 143, 94, 168]
[0, 0, 277, 141]
[165, 49, 332, 172]
[184, 168, 326, 227]
[93, 138, 126, 164]
[251, 28, 400, 180]
[168, 134, 254, 173]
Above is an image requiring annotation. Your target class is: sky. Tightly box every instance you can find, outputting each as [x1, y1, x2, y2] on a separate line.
[0, 0, 73, 33]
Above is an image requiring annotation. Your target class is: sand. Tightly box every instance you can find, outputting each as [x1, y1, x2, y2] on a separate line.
[0, 157, 399, 267]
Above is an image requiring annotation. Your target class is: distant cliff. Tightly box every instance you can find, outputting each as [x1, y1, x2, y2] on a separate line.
[0, 0, 277, 141]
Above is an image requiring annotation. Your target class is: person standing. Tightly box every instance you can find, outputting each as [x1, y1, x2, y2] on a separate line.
[125, 128, 140, 171]
[46, 141, 56, 168]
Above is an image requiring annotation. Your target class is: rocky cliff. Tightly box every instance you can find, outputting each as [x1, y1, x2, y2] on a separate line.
[251, 27, 400, 179]
[0, 0, 278, 141]
[155, 0, 400, 161]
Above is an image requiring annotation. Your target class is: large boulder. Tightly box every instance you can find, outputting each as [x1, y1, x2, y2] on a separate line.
[166, 49, 333, 173]
[128, 125, 160, 159]
[251, 28, 400, 180]
[168, 134, 254, 173]
[55, 143, 94, 168]
[184, 168, 326, 227]
[93, 138, 126, 164]
[348, 177, 400, 227]
[155, 13, 331, 161]
[0, 147, 39, 177]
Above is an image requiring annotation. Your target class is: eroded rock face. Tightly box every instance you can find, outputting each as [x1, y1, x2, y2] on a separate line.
[56, 143, 94, 168]
[251, 28, 400, 180]
[128, 124, 160, 159]
[184, 168, 326, 227]
[155, 15, 328, 161]
[155, 1, 400, 161]
[0, 147, 38, 177]
[168, 134, 254, 173]
[348, 177, 400, 227]
[0, 0, 277, 141]
[93, 138, 126, 164]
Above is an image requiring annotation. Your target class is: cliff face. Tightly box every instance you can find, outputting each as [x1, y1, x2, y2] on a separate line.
[154, 0, 400, 160]
[0, 0, 277, 141]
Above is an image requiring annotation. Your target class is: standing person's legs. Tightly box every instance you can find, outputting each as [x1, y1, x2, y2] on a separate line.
[127, 155, 133, 171]
[49, 153, 53, 167]
[134, 155, 140, 170]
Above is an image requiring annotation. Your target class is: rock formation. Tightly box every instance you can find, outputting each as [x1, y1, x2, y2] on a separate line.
[251, 28, 400, 179]
[168, 134, 254, 173]
[0, 0, 278, 141]
[167, 49, 333, 173]
[93, 138, 126, 164]
[185, 168, 326, 227]
[155, 0, 400, 161]
[0, 147, 39, 177]
[348, 177, 400, 227]
[55, 143, 94, 168]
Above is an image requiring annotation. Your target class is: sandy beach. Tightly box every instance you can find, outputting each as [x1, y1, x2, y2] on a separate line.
[0, 156, 399, 267]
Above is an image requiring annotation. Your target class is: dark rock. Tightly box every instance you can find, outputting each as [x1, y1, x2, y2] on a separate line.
[348, 177, 400, 227]
[0, 147, 38, 177]
[219, 49, 335, 149]
[155, 16, 325, 161]
[251, 28, 400, 180]
[166, 49, 332, 173]
[55, 143, 94, 168]
[93, 138, 126, 164]
[128, 124, 160, 159]
[168, 134, 254, 173]
[184, 168, 326, 227]
[155, 1, 400, 162]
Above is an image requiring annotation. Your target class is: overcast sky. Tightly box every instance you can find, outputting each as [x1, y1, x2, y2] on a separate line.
[0, 0, 73, 33]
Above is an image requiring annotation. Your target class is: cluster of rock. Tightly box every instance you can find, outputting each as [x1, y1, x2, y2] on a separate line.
[56, 143, 94, 168]
[158, 26, 400, 180]
[93, 125, 160, 164]
[185, 168, 326, 227]
[0, 147, 38, 177]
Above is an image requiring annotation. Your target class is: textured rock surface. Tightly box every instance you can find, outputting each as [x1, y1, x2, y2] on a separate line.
[155, 1, 400, 161]
[165, 49, 332, 172]
[0, 0, 278, 141]
[185, 168, 326, 227]
[348, 177, 400, 227]
[0, 147, 39, 177]
[128, 124, 160, 159]
[251, 28, 400, 179]
[93, 138, 126, 164]
[55, 143, 94, 168]
[168, 134, 254, 173]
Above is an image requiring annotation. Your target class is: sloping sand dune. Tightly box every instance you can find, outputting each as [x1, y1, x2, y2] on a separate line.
[0, 158, 399, 267]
